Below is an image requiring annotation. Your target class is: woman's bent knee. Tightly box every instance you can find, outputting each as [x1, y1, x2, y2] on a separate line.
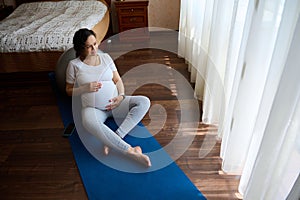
[139, 96, 151, 111]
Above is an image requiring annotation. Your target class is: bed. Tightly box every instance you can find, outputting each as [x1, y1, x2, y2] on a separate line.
[0, 0, 111, 73]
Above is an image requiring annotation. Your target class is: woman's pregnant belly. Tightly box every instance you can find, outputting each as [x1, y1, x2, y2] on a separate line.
[81, 81, 117, 110]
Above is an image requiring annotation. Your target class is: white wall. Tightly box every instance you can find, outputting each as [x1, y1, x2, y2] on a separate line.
[148, 0, 180, 31]
[110, 0, 180, 33]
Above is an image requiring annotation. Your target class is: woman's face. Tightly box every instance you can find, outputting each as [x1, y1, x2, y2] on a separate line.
[82, 35, 98, 57]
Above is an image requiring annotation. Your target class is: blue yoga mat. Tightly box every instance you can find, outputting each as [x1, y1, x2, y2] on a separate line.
[49, 72, 206, 200]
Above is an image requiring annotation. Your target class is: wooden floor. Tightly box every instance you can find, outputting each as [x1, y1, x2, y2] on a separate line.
[0, 33, 241, 200]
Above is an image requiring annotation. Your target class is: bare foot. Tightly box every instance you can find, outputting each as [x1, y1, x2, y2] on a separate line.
[133, 146, 142, 154]
[103, 145, 109, 155]
[127, 147, 151, 167]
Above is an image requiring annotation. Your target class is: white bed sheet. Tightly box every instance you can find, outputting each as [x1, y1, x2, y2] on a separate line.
[0, 1, 107, 53]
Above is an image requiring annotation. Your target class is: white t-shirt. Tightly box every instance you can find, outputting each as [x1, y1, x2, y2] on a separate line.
[66, 52, 118, 110]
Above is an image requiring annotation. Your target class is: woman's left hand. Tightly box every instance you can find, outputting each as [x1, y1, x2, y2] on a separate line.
[105, 95, 124, 110]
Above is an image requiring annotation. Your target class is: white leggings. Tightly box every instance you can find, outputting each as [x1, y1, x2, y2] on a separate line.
[81, 96, 150, 153]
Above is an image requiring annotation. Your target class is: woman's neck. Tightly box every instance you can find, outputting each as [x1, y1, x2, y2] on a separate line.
[81, 54, 100, 66]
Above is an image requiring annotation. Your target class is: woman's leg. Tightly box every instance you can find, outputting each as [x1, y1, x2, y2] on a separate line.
[82, 107, 131, 152]
[82, 107, 151, 167]
[113, 95, 150, 138]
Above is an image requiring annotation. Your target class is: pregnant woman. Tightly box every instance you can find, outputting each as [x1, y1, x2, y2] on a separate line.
[65, 28, 151, 167]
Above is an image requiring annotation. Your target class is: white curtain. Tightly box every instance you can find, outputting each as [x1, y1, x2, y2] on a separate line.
[178, 0, 300, 199]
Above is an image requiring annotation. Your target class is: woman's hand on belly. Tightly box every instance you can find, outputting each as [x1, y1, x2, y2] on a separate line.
[83, 81, 102, 93]
[105, 95, 124, 110]
[81, 81, 117, 110]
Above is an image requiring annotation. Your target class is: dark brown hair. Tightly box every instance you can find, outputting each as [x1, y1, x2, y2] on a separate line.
[73, 28, 96, 57]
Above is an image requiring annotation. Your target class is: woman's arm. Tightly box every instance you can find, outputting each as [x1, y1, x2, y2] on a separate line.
[65, 82, 102, 96]
[66, 83, 80, 96]
[112, 71, 125, 96]
[106, 71, 125, 110]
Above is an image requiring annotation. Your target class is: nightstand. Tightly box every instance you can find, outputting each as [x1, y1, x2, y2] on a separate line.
[0, 5, 14, 20]
[114, 0, 149, 42]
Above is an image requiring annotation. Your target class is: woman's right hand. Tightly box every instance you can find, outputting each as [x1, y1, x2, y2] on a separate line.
[86, 81, 102, 93]
[66, 81, 102, 96]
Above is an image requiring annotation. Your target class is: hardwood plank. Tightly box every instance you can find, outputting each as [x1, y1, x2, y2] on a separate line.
[0, 129, 87, 200]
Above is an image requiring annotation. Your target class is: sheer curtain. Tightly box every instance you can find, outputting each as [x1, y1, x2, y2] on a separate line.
[178, 0, 300, 199]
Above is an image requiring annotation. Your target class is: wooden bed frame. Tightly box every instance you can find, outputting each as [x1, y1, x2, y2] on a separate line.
[0, 0, 111, 73]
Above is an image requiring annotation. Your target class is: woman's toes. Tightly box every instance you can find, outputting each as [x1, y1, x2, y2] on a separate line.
[134, 146, 142, 154]
[103, 145, 109, 155]
[127, 148, 151, 167]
